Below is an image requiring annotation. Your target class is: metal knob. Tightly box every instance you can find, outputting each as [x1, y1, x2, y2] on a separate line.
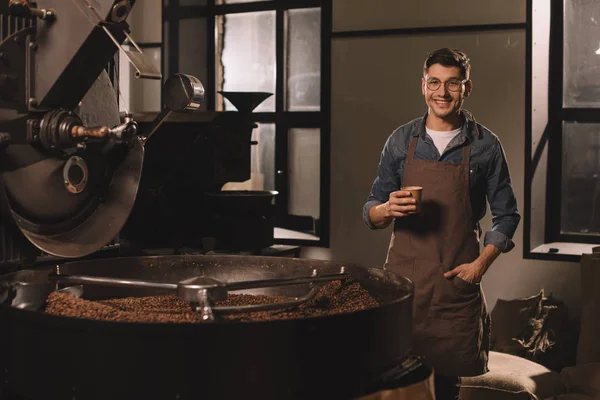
[139, 74, 206, 145]
[163, 74, 205, 112]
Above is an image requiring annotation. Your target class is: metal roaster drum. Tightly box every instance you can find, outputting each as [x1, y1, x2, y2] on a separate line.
[0, 254, 427, 400]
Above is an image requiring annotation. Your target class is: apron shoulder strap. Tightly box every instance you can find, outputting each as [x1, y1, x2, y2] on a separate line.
[407, 136, 418, 161]
[461, 142, 471, 169]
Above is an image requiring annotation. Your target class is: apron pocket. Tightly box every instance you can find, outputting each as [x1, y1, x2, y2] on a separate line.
[431, 272, 481, 320]
[453, 276, 480, 294]
[384, 257, 415, 280]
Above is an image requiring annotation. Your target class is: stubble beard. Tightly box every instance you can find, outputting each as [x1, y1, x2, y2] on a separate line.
[428, 97, 462, 120]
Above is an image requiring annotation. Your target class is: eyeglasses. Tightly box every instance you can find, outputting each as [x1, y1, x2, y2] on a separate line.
[425, 78, 468, 92]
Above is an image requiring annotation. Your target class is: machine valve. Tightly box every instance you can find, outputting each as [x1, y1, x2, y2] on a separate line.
[8, 0, 55, 20]
[71, 116, 138, 144]
[35, 109, 138, 151]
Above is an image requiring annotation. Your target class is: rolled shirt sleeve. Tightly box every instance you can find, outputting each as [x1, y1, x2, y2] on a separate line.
[363, 199, 382, 230]
[483, 138, 521, 253]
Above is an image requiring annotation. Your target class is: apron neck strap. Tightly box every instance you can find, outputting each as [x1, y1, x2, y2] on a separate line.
[408, 136, 419, 161]
[461, 142, 471, 168]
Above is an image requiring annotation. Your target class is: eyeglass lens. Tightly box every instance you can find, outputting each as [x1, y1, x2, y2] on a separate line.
[427, 80, 463, 92]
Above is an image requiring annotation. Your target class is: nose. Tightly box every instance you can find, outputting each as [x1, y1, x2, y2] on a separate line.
[441, 82, 452, 95]
[435, 85, 452, 98]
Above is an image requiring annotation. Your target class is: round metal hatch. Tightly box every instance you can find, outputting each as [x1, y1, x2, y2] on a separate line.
[0, 71, 143, 258]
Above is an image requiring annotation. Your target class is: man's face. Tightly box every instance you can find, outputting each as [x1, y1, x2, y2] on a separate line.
[422, 64, 471, 120]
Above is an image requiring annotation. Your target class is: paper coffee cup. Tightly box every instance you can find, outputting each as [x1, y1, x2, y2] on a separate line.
[402, 186, 423, 213]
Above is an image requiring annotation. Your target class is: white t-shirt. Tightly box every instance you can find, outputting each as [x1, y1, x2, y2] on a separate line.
[426, 126, 462, 156]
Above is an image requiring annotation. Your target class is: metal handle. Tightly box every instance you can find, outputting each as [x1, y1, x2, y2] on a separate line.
[139, 74, 206, 145]
[8, 0, 55, 20]
[70, 119, 138, 144]
[225, 271, 350, 291]
[212, 286, 320, 314]
[49, 273, 178, 291]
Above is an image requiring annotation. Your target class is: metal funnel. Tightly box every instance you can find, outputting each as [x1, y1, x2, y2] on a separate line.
[218, 91, 273, 113]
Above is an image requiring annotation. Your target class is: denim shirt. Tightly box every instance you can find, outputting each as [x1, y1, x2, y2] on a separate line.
[363, 111, 521, 253]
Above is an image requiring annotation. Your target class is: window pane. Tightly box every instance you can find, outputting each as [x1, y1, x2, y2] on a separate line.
[287, 8, 321, 111]
[179, 18, 208, 110]
[561, 122, 600, 234]
[221, 123, 275, 191]
[128, 0, 161, 43]
[119, 46, 162, 113]
[563, 0, 600, 107]
[254, 123, 276, 191]
[288, 128, 320, 218]
[216, 12, 276, 112]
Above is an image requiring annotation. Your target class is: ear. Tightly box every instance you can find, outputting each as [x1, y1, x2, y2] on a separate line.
[421, 78, 426, 95]
[464, 80, 473, 98]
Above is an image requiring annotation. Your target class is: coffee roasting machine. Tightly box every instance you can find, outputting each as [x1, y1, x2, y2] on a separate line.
[0, 1, 432, 399]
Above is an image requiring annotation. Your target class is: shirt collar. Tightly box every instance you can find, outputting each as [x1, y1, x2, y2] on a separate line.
[415, 110, 478, 143]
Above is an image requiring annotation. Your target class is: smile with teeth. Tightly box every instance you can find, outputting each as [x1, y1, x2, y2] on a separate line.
[433, 99, 451, 107]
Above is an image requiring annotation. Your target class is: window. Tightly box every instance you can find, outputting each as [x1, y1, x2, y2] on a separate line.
[548, 0, 600, 242]
[526, 0, 600, 260]
[163, 0, 331, 247]
[118, 2, 163, 113]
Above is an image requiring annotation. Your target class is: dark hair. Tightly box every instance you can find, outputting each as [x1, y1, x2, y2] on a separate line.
[423, 48, 470, 80]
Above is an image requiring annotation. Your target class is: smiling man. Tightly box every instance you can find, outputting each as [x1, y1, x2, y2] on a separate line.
[363, 48, 520, 400]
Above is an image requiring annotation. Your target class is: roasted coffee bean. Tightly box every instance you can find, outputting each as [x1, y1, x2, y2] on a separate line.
[44, 279, 378, 323]
[45, 292, 202, 323]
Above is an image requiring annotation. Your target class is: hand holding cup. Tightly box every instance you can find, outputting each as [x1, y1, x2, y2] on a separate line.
[385, 186, 422, 217]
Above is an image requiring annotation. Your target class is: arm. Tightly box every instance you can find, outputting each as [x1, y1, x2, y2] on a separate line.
[369, 192, 418, 229]
[363, 133, 416, 229]
[444, 138, 520, 283]
[369, 202, 394, 230]
[444, 244, 500, 283]
[483, 138, 521, 253]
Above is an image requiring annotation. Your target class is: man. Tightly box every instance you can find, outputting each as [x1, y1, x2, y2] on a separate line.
[363, 48, 520, 400]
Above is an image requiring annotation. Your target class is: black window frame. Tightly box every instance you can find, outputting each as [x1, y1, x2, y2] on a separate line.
[524, 0, 600, 262]
[162, 0, 332, 248]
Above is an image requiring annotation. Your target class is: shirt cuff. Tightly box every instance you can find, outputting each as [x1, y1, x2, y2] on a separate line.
[363, 200, 382, 230]
[483, 230, 515, 253]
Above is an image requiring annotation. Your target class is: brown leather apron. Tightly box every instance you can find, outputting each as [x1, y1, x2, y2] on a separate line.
[384, 136, 490, 377]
